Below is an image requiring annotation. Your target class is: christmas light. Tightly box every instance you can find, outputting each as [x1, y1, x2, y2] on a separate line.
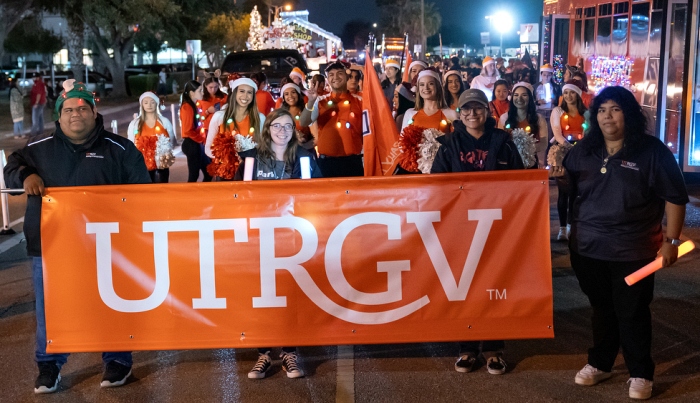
[345, 122, 350, 129]
[336, 121, 342, 128]
[343, 100, 349, 105]
[328, 101, 333, 106]
[589, 56, 634, 94]
[440, 119, 447, 126]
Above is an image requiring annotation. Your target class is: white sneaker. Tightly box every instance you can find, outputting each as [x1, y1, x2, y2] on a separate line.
[628, 378, 653, 400]
[574, 364, 612, 386]
[566, 224, 571, 238]
[557, 227, 568, 241]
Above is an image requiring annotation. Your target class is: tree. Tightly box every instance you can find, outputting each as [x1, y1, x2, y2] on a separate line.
[4, 15, 64, 66]
[0, 0, 36, 65]
[340, 20, 372, 52]
[63, 0, 179, 98]
[247, 6, 265, 50]
[202, 13, 250, 67]
[376, 0, 441, 54]
[135, 26, 167, 65]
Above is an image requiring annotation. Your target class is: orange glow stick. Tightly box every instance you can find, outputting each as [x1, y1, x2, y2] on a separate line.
[625, 240, 695, 286]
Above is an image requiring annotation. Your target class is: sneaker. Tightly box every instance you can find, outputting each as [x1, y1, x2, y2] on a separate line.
[628, 378, 653, 400]
[454, 355, 477, 373]
[486, 356, 507, 375]
[35, 361, 61, 394]
[557, 227, 568, 241]
[100, 361, 132, 388]
[248, 352, 272, 379]
[566, 224, 571, 238]
[281, 352, 305, 378]
[574, 364, 612, 386]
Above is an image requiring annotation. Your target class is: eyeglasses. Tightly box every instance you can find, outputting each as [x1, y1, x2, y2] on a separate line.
[271, 123, 295, 132]
[460, 106, 486, 115]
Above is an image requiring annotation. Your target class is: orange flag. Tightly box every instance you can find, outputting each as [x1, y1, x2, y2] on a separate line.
[363, 49, 401, 176]
[402, 48, 412, 83]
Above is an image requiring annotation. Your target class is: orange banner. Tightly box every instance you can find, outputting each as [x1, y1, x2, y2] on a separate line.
[42, 171, 553, 353]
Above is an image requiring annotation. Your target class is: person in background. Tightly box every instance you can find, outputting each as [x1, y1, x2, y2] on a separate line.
[299, 60, 363, 177]
[499, 82, 548, 168]
[179, 80, 211, 182]
[347, 65, 364, 96]
[443, 70, 466, 111]
[198, 73, 228, 131]
[30, 72, 47, 136]
[9, 81, 25, 139]
[311, 74, 328, 97]
[4, 80, 150, 394]
[552, 86, 688, 401]
[489, 79, 510, 121]
[279, 82, 314, 152]
[535, 64, 561, 111]
[251, 72, 275, 115]
[550, 80, 590, 241]
[394, 82, 416, 132]
[407, 60, 428, 83]
[290, 67, 307, 94]
[573, 70, 593, 108]
[470, 56, 500, 100]
[382, 59, 401, 107]
[127, 92, 177, 183]
[431, 89, 523, 376]
[157, 67, 168, 95]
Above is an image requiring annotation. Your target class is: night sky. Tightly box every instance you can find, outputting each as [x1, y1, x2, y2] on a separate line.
[297, 0, 545, 49]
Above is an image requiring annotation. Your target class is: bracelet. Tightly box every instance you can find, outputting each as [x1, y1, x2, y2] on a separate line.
[305, 104, 315, 112]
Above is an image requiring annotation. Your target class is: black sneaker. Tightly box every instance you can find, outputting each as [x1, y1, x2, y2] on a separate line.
[486, 356, 507, 375]
[454, 355, 477, 373]
[281, 352, 305, 378]
[35, 361, 61, 394]
[248, 352, 272, 379]
[100, 361, 132, 388]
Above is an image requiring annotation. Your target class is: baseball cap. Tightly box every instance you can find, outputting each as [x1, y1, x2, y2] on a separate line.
[458, 89, 489, 109]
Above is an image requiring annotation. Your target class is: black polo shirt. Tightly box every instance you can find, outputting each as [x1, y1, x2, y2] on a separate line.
[563, 135, 689, 261]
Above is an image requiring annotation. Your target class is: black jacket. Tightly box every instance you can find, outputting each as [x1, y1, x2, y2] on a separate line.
[431, 120, 524, 173]
[4, 114, 151, 256]
[233, 146, 322, 180]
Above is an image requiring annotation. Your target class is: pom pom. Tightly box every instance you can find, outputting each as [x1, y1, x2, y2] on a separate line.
[511, 128, 537, 168]
[397, 125, 448, 173]
[135, 134, 158, 171]
[547, 141, 574, 167]
[155, 135, 175, 169]
[416, 128, 445, 173]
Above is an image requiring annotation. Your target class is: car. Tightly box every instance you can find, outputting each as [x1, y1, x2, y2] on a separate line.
[50, 71, 113, 95]
[221, 49, 310, 96]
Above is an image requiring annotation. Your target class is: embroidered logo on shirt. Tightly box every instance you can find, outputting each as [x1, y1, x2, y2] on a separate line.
[621, 160, 639, 171]
[86, 153, 104, 159]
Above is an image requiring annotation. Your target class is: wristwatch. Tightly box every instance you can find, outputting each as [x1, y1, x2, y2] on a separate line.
[666, 237, 682, 246]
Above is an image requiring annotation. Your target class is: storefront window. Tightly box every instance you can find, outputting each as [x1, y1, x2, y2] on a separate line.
[573, 20, 582, 56]
[629, 2, 650, 58]
[597, 17, 612, 57]
[612, 15, 628, 56]
[584, 19, 596, 55]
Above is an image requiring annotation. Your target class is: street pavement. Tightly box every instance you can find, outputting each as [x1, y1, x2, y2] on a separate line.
[1, 104, 700, 401]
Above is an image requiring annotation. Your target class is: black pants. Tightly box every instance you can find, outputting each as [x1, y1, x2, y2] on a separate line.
[556, 182, 569, 227]
[459, 340, 505, 358]
[148, 169, 170, 183]
[182, 138, 212, 182]
[258, 347, 295, 354]
[570, 251, 656, 380]
[317, 154, 364, 177]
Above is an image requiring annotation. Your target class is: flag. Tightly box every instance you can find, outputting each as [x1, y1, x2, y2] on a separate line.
[402, 48, 412, 83]
[363, 49, 401, 176]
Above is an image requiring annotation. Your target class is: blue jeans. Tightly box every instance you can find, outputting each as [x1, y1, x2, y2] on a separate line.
[31, 105, 44, 135]
[32, 257, 132, 369]
[13, 121, 24, 136]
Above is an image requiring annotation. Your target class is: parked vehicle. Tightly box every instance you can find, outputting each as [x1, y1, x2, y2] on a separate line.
[221, 49, 309, 97]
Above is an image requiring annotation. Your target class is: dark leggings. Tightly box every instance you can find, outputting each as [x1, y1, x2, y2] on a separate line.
[258, 347, 296, 354]
[182, 138, 212, 182]
[148, 169, 170, 183]
[557, 183, 569, 227]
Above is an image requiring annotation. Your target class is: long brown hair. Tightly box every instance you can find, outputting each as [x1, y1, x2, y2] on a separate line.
[222, 83, 261, 138]
[415, 75, 447, 110]
[257, 109, 298, 168]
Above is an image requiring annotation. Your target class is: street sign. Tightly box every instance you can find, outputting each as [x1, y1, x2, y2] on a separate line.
[481, 32, 490, 45]
[185, 40, 201, 56]
[520, 24, 539, 43]
[413, 44, 422, 55]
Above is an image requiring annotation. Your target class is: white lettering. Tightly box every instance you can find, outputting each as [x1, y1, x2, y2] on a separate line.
[407, 209, 502, 301]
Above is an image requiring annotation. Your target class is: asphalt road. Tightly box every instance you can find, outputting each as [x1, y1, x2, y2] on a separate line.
[1, 110, 700, 401]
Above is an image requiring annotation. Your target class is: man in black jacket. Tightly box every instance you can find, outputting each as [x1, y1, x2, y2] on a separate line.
[4, 79, 150, 394]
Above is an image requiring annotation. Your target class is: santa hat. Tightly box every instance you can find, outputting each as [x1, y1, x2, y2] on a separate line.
[290, 67, 306, 82]
[408, 60, 428, 71]
[385, 59, 400, 70]
[540, 64, 554, 73]
[512, 82, 534, 94]
[417, 68, 441, 84]
[482, 56, 495, 67]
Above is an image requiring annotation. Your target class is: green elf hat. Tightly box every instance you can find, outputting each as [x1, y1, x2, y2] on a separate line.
[55, 79, 96, 113]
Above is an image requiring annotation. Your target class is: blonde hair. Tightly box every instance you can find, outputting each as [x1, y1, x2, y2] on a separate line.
[414, 76, 447, 110]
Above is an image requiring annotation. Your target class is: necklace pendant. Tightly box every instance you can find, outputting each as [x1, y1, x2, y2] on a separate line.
[600, 167, 607, 174]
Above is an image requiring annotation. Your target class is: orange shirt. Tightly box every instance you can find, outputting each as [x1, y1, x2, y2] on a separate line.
[316, 92, 363, 157]
[221, 115, 254, 138]
[256, 90, 275, 115]
[288, 106, 312, 137]
[561, 112, 585, 140]
[490, 100, 510, 120]
[199, 95, 228, 129]
[410, 109, 453, 132]
[180, 102, 206, 143]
